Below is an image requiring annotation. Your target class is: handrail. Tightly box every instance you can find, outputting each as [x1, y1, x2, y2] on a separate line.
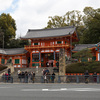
[0, 75, 100, 83]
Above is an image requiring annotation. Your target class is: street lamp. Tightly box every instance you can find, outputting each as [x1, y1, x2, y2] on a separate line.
[95, 42, 100, 61]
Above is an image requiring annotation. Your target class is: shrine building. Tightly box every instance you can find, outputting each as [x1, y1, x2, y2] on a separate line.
[21, 26, 78, 67]
[0, 26, 99, 68]
[0, 48, 28, 68]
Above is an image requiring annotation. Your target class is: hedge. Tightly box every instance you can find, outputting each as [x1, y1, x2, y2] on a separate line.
[66, 61, 100, 73]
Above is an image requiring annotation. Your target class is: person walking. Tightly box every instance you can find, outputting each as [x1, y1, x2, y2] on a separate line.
[18, 70, 21, 78]
[25, 71, 28, 83]
[21, 71, 25, 83]
[44, 72, 48, 83]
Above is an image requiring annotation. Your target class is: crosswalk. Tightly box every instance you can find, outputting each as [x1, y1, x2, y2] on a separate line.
[1, 86, 100, 92]
[21, 88, 100, 92]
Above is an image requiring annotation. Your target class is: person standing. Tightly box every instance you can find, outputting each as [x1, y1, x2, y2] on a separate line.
[51, 61, 53, 67]
[93, 72, 97, 82]
[51, 72, 55, 83]
[84, 70, 89, 83]
[8, 68, 11, 80]
[21, 71, 25, 83]
[56, 62, 59, 68]
[32, 72, 35, 83]
[8, 68, 11, 75]
[47, 62, 49, 67]
[18, 70, 21, 78]
[42, 68, 45, 76]
[25, 71, 28, 83]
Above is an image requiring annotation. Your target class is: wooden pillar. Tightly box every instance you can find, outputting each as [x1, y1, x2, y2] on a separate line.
[39, 51, 41, 67]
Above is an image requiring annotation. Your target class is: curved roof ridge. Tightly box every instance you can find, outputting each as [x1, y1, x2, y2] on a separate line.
[73, 44, 96, 51]
[28, 26, 75, 32]
[4, 47, 25, 50]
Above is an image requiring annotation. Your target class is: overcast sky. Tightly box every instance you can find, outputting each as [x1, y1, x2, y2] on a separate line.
[0, 0, 100, 38]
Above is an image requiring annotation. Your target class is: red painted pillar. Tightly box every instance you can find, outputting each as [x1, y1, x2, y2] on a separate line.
[30, 51, 32, 67]
[20, 56, 22, 68]
[39, 51, 41, 67]
[5, 57, 7, 64]
[12, 57, 14, 65]
[0, 56, 1, 64]
[53, 50, 56, 67]
[96, 51, 98, 61]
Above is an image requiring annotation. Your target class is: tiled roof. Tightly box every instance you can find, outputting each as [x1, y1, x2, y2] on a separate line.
[0, 48, 27, 55]
[72, 44, 96, 51]
[21, 26, 76, 39]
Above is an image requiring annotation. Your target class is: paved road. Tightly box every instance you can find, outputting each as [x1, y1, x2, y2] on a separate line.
[0, 83, 100, 100]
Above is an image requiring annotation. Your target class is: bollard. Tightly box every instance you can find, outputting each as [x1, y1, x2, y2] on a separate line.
[58, 76, 61, 83]
[97, 75, 99, 83]
[41, 76, 44, 83]
[76, 75, 79, 83]
[10, 77, 13, 83]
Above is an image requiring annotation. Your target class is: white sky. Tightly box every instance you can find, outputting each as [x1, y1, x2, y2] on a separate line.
[0, 0, 100, 38]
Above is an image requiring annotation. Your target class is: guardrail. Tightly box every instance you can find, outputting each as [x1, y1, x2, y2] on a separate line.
[0, 75, 99, 83]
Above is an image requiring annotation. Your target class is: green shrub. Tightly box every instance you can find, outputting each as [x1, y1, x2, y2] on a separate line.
[66, 61, 100, 73]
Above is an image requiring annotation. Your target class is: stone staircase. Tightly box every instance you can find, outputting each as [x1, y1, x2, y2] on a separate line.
[11, 67, 56, 76]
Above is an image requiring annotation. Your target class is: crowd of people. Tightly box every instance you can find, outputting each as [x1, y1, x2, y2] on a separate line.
[2, 68, 12, 82]
[46, 61, 59, 68]
[17, 70, 35, 83]
[42, 68, 55, 83]
[1, 68, 98, 83]
[17, 68, 55, 83]
[84, 70, 97, 83]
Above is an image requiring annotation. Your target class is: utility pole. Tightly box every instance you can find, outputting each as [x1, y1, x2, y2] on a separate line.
[69, 32, 72, 61]
[3, 33, 4, 49]
[0, 29, 4, 49]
